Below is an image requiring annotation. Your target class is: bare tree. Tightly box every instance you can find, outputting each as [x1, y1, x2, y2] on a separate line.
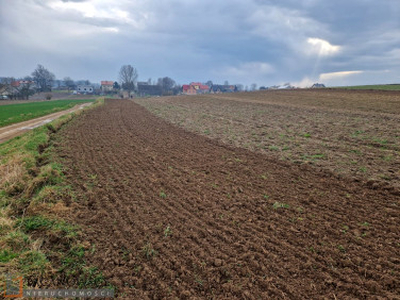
[64, 77, 75, 91]
[19, 76, 35, 99]
[0, 77, 15, 85]
[205, 80, 213, 87]
[235, 84, 244, 91]
[158, 77, 175, 91]
[32, 64, 55, 92]
[157, 77, 176, 95]
[119, 65, 138, 94]
[6, 76, 35, 100]
[0, 77, 15, 99]
[251, 83, 257, 91]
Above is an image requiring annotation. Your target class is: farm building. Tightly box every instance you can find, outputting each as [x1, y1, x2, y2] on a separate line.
[77, 85, 94, 94]
[210, 84, 237, 93]
[101, 81, 114, 93]
[4, 80, 36, 99]
[182, 84, 197, 95]
[0, 85, 10, 99]
[137, 82, 162, 96]
[182, 82, 210, 95]
[311, 83, 326, 88]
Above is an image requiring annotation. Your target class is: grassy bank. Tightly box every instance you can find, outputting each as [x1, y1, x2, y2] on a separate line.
[0, 99, 95, 128]
[337, 84, 400, 91]
[0, 98, 110, 293]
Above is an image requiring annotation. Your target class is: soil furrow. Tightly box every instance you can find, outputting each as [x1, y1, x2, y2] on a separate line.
[55, 99, 400, 299]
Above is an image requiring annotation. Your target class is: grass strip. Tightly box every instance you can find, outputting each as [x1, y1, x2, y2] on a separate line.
[0, 97, 111, 292]
[0, 99, 95, 128]
[336, 84, 400, 91]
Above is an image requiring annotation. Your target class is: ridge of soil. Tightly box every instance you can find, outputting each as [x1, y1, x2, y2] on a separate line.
[56, 99, 400, 299]
[135, 89, 400, 191]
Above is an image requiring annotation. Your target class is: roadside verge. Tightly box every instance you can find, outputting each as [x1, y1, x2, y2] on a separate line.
[0, 102, 93, 144]
[0, 98, 112, 293]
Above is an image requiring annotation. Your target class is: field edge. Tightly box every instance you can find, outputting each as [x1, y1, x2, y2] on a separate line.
[0, 97, 114, 293]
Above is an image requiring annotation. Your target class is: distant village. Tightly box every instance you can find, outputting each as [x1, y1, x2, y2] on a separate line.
[0, 64, 326, 100]
[1, 79, 326, 100]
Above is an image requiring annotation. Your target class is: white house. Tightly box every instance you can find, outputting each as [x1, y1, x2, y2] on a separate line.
[101, 81, 114, 93]
[77, 85, 94, 94]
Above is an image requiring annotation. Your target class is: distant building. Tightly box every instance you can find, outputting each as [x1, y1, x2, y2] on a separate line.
[191, 82, 210, 94]
[268, 84, 296, 90]
[77, 85, 94, 94]
[137, 82, 162, 96]
[182, 82, 210, 95]
[210, 84, 237, 93]
[0, 85, 11, 99]
[5, 80, 36, 99]
[311, 83, 326, 88]
[101, 81, 114, 93]
[182, 84, 197, 95]
[11, 80, 35, 88]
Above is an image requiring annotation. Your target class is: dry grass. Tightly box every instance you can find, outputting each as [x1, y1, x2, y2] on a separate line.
[0, 97, 106, 290]
[0, 155, 28, 195]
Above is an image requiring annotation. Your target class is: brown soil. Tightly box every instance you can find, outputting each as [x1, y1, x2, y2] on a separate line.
[56, 99, 400, 299]
[136, 89, 400, 191]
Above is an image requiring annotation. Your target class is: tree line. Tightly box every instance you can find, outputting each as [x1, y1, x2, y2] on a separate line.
[118, 64, 182, 96]
[1, 63, 258, 100]
[0, 64, 94, 100]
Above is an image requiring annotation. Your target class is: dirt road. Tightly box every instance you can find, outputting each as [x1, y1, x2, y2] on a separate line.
[0, 102, 92, 143]
[56, 99, 399, 299]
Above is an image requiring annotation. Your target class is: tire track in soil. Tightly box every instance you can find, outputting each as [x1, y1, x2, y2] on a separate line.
[55, 99, 400, 299]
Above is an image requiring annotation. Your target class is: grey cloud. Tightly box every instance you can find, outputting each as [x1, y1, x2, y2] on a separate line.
[0, 0, 399, 86]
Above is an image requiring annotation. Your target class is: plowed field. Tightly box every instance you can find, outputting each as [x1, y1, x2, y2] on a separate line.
[136, 89, 400, 192]
[56, 99, 400, 299]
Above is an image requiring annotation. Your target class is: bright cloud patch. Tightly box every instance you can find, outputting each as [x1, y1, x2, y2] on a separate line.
[48, 0, 145, 29]
[307, 38, 341, 56]
[319, 70, 363, 81]
[292, 77, 315, 88]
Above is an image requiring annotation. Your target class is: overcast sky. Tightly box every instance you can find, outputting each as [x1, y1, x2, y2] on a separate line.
[1, 0, 399, 87]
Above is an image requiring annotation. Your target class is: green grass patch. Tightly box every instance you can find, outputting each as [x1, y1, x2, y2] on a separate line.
[0, 98, 108, 289]
[272, 202, 290, 209]
[337, 84, 400, 91]
[17, 215, 54, 231]
[0, 99, 94, 128]
[0, 249, 18, 263]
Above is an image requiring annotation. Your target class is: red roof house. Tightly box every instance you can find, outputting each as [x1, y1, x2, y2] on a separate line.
[101, 81, 115, 92]
[182, 82, 210, 95]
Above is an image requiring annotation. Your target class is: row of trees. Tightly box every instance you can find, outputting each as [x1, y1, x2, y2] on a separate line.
[0, 65, 97, 99]
[31, 65, 94, 92]
[2, 63, 257, 100]
[118, 64, 181, 96]
[117, 65, 262, 95]
[32, 64, 55, 92]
